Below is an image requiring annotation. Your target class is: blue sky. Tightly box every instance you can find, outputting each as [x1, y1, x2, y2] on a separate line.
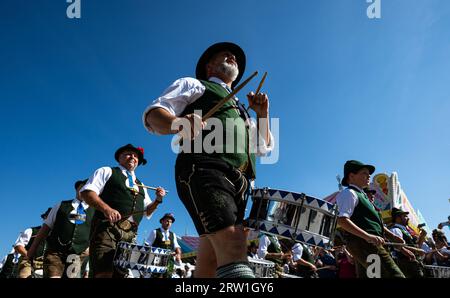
[1, 0, 449, 257]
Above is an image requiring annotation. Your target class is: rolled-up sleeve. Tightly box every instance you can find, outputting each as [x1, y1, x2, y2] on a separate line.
[142, 77, 205, 133]
[248, 119, 275, 156]
[14, 228, 33, 248]
[43, 202, 61, 229]
[291, 243, 304, 262]
[144, 230, 157, 246]
[80, 167, 112, 196]
[336, 189, 358, 218]
[257, 235, 270, 259]
[143, 188, 153, 219]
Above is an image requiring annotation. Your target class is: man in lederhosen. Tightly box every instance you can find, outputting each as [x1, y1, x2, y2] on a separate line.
[28, 179, 94, 278]
[143, 42, 274, 277]
[257, 234, 289, 270]
[81, 144, 167, 278]
[145, 213, 182, 277]
[389, 207, 426, 278]
[335, 160, 406, 278]
[13, 208, 51, 278]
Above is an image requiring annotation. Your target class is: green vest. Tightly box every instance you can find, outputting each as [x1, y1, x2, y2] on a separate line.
[348, 186, 384, 237]
[47, 200, 94, 254]
[25, 226, 46, 258]
[264, 235, 282, 265]
[94, 167, 146, 225]
[180, 80, 257, 178]
[300, 243, 315, 264]
[393, 224, 415, 246]
[152, 228, 175, 250]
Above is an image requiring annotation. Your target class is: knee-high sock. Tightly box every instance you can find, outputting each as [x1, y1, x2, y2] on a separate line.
[216, 261, 255, 278]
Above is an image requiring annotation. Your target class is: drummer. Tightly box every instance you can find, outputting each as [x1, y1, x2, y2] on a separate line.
[389, 208, 425, 277]
[143, 42, 275, 277]
[27, 179, 94, 278]
[257, 234, 289, 266]
[145, 213, 182, 277]
[290, 242, 318, 278]
[335, 160, 406, 278]
[14, 208, 51, 278]
[80, 144, 167, 278]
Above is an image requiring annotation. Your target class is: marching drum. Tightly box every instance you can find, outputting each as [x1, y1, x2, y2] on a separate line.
[113, 241, 172, 275]
[424, 265, 450, 278]
[248, 257, 275, 278]
[246, 188, 339, 248]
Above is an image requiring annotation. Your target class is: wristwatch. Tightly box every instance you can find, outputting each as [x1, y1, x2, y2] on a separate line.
[156, 197, 163, 203]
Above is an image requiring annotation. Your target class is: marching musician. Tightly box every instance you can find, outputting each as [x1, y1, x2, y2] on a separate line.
[290, 242, 318, 278]
[14, 208, 51, 278]
[80, 144, 166, 278]
[145, 213, 182, 277]
[143, 42, 274, 278]
[27, 179, 94, 278]
[257, 234, 289, 266]
[389, 207, 426, 277]
[335, 160, 406, 278]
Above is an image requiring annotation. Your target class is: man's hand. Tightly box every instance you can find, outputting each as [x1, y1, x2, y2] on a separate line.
[365, 234, 385, 246]
[309, 263, 317, 271]
[401, 247, 415, 261]
[392, 235, 405, 244]
[247, 92, 269, 117]
[103, 207, 122, 223]
[155, 187, 166, 202]
[172, 114, 206, 140]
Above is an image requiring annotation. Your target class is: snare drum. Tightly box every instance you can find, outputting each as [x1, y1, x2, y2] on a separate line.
[246, 188, 339, 248]
[424, 265, 450, 278]
[248, 257, 275, 278]
[113, 242, 172, 274]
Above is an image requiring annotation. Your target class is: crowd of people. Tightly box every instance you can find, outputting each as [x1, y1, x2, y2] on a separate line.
[0, 41, 449, 279]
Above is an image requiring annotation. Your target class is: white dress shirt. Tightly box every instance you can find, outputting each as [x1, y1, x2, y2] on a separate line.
[144, 228, 180, 249]
[257, 234, 281, 259]
[44, 199, 91, 229]
[335, 184, 365, 218]
[291, 243, 304, 262]
[142, 76, 274, 156]
[389, 223, 407, 239]
[81, 165, 152, 222]
[14, 228, 34, 248]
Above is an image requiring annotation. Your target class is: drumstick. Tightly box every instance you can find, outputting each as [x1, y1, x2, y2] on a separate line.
[316, 266, 334, 271]
[173, 71, 258, 145]
[135, 184, 169, 193]
[384, 242, 418, 250]
[246, 71, 267, 112]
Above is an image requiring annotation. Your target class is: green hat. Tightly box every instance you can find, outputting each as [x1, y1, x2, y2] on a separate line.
[341, 160, 375, 187]
[195, 42, 246, 89]
[391, 207, 409, 219]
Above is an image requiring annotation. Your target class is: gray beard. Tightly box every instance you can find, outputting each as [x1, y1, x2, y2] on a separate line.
[217, 62, 239, 82]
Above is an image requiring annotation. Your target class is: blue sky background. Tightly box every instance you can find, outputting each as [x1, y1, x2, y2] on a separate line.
[1, 0, 449, 257]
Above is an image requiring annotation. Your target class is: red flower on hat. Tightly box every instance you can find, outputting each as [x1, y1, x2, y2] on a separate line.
[137, 147, 144, 155]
